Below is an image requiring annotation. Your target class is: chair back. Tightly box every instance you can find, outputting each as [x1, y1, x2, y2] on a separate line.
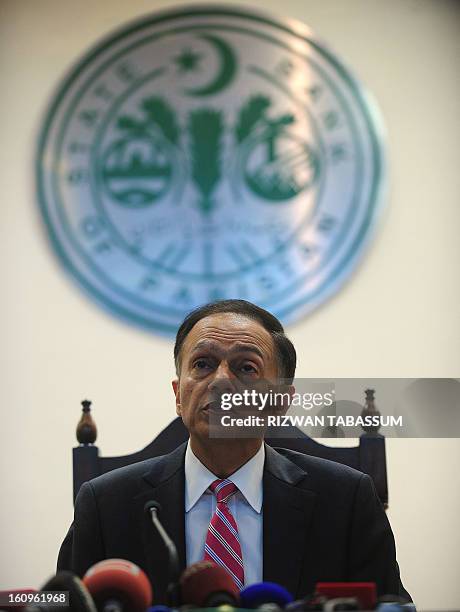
[73, 395, 388, 508]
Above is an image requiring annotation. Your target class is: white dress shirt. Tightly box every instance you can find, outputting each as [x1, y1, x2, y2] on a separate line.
[184, 441, 264, 586]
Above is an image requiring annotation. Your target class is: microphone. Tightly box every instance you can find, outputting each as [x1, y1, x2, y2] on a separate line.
[38, 572, 97, 612]
[0, 574, 96, 612]
[180, 561, 240, 607]
[83, 559, 152, 612]
[240, 582, 294, 609]
[315, 583, 376, 611]
[144, 501, 181, 606]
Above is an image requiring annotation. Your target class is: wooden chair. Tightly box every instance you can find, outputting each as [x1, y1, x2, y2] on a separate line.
[73, 390, 388, 508]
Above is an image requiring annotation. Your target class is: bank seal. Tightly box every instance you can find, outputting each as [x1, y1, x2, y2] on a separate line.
[36, 5, 386, 334]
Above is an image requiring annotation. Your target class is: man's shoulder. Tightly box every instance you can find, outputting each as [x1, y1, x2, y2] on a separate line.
[268, 445, 366, 489]
[81, 443, 187, 497]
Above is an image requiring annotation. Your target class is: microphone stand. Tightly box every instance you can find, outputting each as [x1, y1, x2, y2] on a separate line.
[145, 501, 181, 607]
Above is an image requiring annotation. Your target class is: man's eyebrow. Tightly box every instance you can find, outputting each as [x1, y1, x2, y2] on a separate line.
[231, 342, 265, 360]
[190, 340, 265, 360]
[190, 340, 220, 354]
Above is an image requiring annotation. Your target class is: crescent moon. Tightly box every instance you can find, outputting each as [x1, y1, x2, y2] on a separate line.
[185, 34, 236, 97]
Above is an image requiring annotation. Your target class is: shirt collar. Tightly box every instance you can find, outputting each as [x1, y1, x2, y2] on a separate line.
[185, 442, 265, 514]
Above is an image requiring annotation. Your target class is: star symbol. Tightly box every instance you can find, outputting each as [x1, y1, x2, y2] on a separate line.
[174, 48, 202, 73]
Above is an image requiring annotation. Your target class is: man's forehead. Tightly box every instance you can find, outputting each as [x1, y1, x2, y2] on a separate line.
[182, 312, 275, 357]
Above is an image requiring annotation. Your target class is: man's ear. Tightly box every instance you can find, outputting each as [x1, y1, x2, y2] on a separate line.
[172, 379, 181, 416]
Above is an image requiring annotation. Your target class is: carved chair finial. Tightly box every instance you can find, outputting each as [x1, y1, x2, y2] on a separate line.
[76, 399, 97, 444]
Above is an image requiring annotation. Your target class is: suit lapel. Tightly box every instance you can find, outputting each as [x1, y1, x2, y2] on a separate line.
[129, 442, 317, 600]
[132, 443, 187, 603]
[263, 445, 318, 597]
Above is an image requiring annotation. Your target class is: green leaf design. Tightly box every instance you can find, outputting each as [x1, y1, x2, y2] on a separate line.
[188, 109, 223, 214]
[117, 115, 142, 131]
[235, 95, 271, 142]
[142, 97, 179, 144]
[277, 113, 295, 127]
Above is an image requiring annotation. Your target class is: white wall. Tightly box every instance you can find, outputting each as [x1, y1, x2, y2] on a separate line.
[1, 1, 459, 609]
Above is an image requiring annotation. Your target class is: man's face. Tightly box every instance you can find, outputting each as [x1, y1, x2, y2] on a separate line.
[172, 312, 279, 442]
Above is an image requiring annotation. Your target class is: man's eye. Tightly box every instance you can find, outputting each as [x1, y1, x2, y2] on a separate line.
[193, 359, 211, 370]
[240, 364, 257, 374]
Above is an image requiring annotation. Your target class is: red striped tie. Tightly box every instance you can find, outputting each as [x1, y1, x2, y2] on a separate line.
[203, 479, 245, 590]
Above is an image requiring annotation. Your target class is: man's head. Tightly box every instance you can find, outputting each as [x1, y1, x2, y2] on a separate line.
[172, 300, 296, 442]
[174, 300, 296, 382]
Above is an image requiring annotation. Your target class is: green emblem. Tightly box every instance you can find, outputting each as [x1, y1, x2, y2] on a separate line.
[100, 89, 319, 213]
[235, 95, 319, 201]
[37, 6, 385, 334]
[102, 97, 178, 207]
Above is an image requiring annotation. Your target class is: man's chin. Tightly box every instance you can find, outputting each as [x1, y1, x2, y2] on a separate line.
[192, 416, 235, 442]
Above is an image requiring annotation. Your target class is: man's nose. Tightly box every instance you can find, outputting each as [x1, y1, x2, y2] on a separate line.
[208, 361, 236, 393]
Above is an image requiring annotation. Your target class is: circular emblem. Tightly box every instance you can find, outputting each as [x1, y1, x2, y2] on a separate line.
[37, 6, 385, 334]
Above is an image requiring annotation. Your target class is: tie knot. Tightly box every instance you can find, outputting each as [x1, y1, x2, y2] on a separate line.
[210, 479, 238, 503]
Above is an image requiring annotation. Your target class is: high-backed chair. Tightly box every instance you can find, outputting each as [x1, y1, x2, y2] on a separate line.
[73, 390, 389, 508]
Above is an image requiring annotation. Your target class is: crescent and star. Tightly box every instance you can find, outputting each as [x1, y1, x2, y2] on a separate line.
[174, 33, 237, 97]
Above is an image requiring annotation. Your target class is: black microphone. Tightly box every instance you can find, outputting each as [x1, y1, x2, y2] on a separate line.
[144, 500, 181, 606]
[35, 571, 97, 612]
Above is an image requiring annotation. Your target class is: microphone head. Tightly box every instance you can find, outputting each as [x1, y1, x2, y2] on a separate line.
[180, 561, 240, 607]
[144, 500, 162, 515]
[40, 571, 97, 612]
[315, 582, 376, 611]
[240, 582, 294, 608]
[83, 559, 152, 612]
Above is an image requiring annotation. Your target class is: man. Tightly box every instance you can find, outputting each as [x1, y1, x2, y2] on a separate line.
[58, 299, 410, 602]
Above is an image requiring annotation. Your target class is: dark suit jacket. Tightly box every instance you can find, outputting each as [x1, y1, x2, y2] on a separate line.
[58, 442, 410, 603]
